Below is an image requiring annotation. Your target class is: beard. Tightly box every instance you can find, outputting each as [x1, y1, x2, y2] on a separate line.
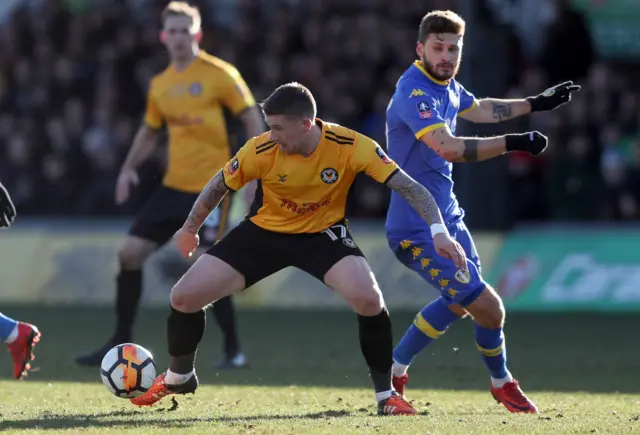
[421, 56, 459, 81]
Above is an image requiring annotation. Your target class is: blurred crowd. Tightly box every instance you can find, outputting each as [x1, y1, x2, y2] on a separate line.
[502, 0, 640, 223]
[506, 62, 640, 223]
[0, 0, 638, 225]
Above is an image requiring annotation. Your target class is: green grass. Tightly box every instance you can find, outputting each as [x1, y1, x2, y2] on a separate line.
[1, 306, 640, 433]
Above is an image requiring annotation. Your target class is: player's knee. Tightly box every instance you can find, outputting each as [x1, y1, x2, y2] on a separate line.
[466, 286, 505, 329]
[350, 288, 385, 316]
[486, 286, 506, 326]
[169, 284, 200, 313]
[118, 242, 152, 270]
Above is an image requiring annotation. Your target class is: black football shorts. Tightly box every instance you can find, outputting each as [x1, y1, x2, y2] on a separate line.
[205, 218, 365, 287]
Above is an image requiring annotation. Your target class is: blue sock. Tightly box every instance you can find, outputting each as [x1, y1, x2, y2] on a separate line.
[393, 297, 460, 366]
[0, 312, 18, 342]
[474, 324, 510, 379]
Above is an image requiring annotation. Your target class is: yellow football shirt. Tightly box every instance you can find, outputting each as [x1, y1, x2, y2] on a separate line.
[144, 51, 256, 193]
[222, 120, 400, 233]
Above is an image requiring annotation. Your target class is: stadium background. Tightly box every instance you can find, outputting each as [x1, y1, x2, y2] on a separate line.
[1, 0, 640, 384]
[1, 0, 639, 311]
[2, 3, 640, 432]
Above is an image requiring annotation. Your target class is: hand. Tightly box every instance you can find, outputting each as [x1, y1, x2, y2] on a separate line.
[505, 131, 548, 156]
[173, 227, 200, 258]
[433, 233, 468, 271]
[115, 168, 139, 205]
[527, 81, 581, 112]
[0, 184, 16, 228]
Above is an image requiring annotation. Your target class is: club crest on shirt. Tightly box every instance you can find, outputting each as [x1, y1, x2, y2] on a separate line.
[321, 168, 339, 184]
[343, 237, 357, 248]
[228, 158, 239, 175]
[417, 101, 432, 119]
[455, 269, 471, 284]
[375, 146, 391, 164]
[189, 82, 203, 96]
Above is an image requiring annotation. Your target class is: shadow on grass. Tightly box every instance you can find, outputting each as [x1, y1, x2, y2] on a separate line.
[1, 408, 364, 430]
[2, 306, 640, 393]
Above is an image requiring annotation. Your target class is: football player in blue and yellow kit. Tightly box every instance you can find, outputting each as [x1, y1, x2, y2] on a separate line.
[0, 182, 41, 380]
[385, 10, 580, 413]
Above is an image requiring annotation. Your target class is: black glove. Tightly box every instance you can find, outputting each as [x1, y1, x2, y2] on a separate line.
[0, 183, 17, 228]
[526, 81, 581, 112]
[505, 131, 548, 156]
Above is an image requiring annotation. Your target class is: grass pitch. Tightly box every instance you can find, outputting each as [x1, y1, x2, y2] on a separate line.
[1, 306, 640, 434]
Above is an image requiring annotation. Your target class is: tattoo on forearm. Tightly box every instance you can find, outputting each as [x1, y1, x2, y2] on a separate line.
[492, 103, 512, 121]
[184, 170, 228, 233]
[462, 141, 479, 162]
[387, 171, 444, 226]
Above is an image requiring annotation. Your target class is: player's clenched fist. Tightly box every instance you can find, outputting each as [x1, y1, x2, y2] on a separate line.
[174, 227, 200, 258]
[433, 233, 468, 271]
[505, 131, 548, 156]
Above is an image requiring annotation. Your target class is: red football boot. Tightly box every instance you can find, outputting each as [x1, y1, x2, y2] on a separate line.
[490, 379, 539, 413]
[130, 372, 198, 407]
[378, 393, 418, 416]
[7, 323, 41, 380]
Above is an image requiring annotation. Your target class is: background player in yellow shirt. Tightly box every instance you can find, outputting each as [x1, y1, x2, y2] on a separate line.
[75, 2, 264, 368]
[129, 82, 468, 416]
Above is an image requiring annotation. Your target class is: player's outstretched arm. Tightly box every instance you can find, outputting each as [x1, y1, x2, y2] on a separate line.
[386, 170, 467, 269]
[459, 81, 581, 124]
[459, 98, 532, 123]
[183, 170, 229, 234]
[421, 126, 548, 163]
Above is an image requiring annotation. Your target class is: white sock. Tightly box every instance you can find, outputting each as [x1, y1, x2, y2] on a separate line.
[391, 361, 409, 377]
[5, 325, 18, 343]
[165, 369, 195, 385]
[375, 389, 393, 403]
[491, 372, 514, 388]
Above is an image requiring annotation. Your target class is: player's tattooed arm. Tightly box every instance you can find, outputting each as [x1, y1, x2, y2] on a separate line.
[386, 170, 445, 226]
[422, 127, 507, 163]
[183, 170, 229, 233]
[458, 99, 532, 123]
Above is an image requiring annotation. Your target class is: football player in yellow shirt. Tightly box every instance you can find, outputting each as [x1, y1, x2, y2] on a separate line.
[129, 82, 468, 416]
[76, 2, 264, 368]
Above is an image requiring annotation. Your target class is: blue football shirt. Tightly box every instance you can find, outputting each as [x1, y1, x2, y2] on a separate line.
[385, 61, 478, 240]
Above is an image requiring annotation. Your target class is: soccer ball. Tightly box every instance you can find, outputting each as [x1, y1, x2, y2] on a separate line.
[100, 343, 156, 398]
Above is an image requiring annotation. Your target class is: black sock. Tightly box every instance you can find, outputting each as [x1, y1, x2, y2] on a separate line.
[167, 306, 206, 374]
[114, 269, 143, 342]
[210, 296, 240, 357]
[358, 307, 393, 395]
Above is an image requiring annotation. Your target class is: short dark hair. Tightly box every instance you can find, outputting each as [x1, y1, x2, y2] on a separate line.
[260, 82, 317, 119]
[418, 10, 465, 43]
